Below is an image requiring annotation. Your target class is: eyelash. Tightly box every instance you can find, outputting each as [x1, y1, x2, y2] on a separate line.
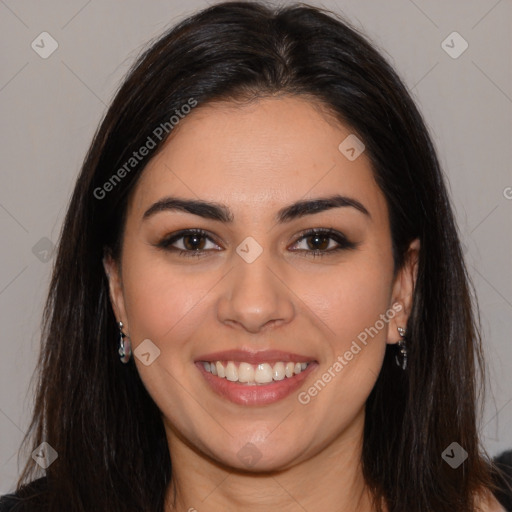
[156, 228, 358, 259]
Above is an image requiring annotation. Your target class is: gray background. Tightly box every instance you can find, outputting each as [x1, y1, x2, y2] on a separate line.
[0, 0, 511, 493]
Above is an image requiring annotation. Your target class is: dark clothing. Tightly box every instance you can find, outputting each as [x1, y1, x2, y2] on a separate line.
[0, 476, 47, 512]
[494, 450, 512, 511]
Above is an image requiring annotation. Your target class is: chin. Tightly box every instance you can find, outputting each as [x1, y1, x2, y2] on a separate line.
[207, 440, 307, 473]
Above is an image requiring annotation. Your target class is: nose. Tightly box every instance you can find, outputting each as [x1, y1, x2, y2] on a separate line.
[216, 249, 296, 334]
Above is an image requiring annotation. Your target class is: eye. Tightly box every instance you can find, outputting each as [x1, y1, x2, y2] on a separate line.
[156, 229, 220, 258]
[289, 228, 357, 257]
[156, 227, 358, 259]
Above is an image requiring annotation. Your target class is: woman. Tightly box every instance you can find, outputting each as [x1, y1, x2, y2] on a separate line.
[1, 2, 510, 511]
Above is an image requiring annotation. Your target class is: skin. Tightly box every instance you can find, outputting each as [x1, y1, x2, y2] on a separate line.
[103, 95, 499, 511]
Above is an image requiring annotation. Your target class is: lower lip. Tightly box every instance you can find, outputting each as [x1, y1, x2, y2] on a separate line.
[195, 362, 318, 406]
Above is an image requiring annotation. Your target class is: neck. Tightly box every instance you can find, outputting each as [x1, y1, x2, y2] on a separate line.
[163, 409, 378, 512]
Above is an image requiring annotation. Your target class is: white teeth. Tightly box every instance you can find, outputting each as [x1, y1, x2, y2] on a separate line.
[272, 362, 285, 381]
[238, 362, 254, 383]
[225, 361, 238, 382]
[216, 361, 225, 378]
[255, 363, 273, 384]
[202, 360, 311, 384]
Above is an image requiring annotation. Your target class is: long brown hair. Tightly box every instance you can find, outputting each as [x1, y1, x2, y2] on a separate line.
[13, 2, 508, 510]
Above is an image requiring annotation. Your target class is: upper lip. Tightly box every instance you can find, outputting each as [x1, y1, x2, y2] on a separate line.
[195, 349, 316, 364]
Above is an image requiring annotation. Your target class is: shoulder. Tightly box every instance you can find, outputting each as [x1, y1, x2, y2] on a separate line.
[475, 490, 508, 512]
[0, 495, 16, 512]
[0, 477, 47, 512]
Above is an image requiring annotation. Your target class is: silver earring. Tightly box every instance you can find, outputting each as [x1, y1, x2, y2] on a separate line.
[395, 326, 407, 370]
[118, 321, 132, 363]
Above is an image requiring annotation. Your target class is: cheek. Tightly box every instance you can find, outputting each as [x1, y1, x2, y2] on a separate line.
[120, 248, 214, 350]
[119, 249, 213, 417]
[304, 259, 394, 351]
[298, 265, 393, 415]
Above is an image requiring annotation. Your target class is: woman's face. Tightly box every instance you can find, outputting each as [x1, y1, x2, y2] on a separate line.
[105, 96, 418, 471]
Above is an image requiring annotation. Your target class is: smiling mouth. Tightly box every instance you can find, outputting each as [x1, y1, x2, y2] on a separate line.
[200, 360, 313, 385]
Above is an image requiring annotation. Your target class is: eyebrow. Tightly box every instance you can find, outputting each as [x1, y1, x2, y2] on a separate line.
[142, 194, 371, 223]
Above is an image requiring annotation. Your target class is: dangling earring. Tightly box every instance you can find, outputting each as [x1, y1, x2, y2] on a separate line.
[395, 326, 407, 370]
[118, 321, 132, 363]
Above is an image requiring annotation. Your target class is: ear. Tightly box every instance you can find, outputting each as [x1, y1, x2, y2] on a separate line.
[387, 238, 420, 345]
[103, 250, 129, 333]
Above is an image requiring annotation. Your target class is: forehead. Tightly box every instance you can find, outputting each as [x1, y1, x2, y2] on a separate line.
[128, 96, 387, 223]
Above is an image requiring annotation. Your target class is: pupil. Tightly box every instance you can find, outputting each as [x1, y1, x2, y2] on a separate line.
[310, 235, 328, 250]
[185, 235, 204, 250]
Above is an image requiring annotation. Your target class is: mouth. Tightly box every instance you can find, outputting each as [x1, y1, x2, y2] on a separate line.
[195, 350, 318, 406]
